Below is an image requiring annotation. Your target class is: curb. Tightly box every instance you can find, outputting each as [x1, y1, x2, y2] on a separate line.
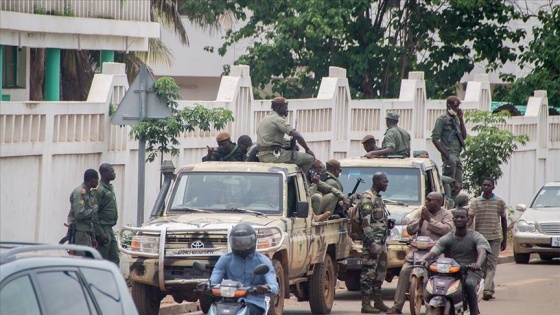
[497, 255, 514, 264]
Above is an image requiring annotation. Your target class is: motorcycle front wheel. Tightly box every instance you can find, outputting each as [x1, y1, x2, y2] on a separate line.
[425, 306, 444, 315]
[409, 275, 423, 315]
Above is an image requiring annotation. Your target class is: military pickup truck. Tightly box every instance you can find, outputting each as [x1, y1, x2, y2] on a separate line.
[119, 161, 352, 315]
[336, 157, 446, 291]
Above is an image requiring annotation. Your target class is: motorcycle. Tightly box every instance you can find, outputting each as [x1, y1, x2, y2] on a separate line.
[193, 261, 271, 315]
[399, 236, 436, 315]
[423, 257, 484, 315]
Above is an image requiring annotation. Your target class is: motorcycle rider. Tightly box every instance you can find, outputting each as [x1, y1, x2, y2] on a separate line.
[386, 192, 453, 314]
[209, 222, 279, 315]
[420, 207, 491, 315]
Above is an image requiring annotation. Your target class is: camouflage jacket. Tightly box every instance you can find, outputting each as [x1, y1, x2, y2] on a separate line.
[359, 188, 389, 246]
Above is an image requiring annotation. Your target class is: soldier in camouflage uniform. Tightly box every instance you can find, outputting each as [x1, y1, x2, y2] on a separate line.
[202, 132, 245, 162]
[68, 169, 99, 248]
[431, 96, 467, 186]
[256, 96, 315, 173]
[365, 112, 411, 158]
[359, 172, 390, 313]
[94, 163, 120, 264]
[321, 159, 350, 217]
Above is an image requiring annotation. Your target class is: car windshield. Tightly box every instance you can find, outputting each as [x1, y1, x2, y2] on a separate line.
[339, 167, 421, 205]
[168, 172, 283, 214]
[531, 186, 560, 208]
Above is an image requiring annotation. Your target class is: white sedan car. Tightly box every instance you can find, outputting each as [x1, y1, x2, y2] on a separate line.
[513, 181, 560, 264]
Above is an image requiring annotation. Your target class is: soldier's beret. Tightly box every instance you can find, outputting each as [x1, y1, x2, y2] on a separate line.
[413, 150, 430, 158]
[216, 132, 230, 142]
[271, 96, 288, 104]
[326, 159, 341, 169]
[386, 111, 400, 121]
[361, 135, 376, 144]
[446, 96, 461, 106]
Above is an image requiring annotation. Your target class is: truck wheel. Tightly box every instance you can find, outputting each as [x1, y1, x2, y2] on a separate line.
[343, 271, 361, 291]
[514, 252, 530, 264]
[268, 259, 285, 315]
[308, 254, 335, 314]
[425, 306, 443, 315]
[409, 275, 423, 315]
[199, 294, 217, 314]
[131, 282, 164, 315]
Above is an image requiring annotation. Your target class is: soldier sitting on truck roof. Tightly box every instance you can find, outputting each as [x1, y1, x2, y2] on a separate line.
[361, 135, 381, 155]
[364, 112, 411, 158]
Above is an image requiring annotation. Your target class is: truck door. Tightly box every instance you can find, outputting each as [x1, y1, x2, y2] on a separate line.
[286, 174, 312, 277]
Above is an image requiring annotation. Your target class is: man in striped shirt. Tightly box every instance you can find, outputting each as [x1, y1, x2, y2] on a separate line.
[468, 178, 507, 301]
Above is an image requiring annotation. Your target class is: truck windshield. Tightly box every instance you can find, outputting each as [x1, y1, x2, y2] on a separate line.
[168, 172, 283, 214]
[339, 167, 421, 205]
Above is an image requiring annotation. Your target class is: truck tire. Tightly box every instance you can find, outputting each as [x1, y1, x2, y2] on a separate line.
[308, 254, 335, 314]
[514, 252, 530, 264]
[343, 271, 361, 291]
[131, 282, 163, 315]
[425, 306, 443, 315]
[199, 294, 217, 314]
[409, 275, 423, 315]
[268, 259, 285, 315]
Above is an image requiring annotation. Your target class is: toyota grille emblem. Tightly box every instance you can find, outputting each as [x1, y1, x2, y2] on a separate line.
[191, 241, 205, 248]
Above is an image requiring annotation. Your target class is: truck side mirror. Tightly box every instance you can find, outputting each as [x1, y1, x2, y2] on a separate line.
[295, 201, 309, 218]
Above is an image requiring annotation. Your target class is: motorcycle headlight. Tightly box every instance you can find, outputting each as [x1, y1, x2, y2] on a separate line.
[131, 235, 160, 254]
[516, 220, 536, 233]
[220, 286, 241, 298]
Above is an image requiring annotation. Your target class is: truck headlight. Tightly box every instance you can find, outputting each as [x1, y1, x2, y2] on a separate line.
[131, 235, 160, 253]
[516, 220, 536, 233]
[389, 225, 404, 241]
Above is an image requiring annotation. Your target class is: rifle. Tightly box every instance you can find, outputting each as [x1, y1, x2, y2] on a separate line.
[348, 177, 365, 200]
[66, 223, 76, 244]
[449, 116, 466, 148]
[290, 118, 298, 161]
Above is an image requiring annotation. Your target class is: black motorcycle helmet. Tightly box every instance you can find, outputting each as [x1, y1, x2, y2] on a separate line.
[230, 222, 257, 258]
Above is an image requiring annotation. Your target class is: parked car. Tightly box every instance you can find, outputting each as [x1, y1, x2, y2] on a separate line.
[513, 181, 560, 264]
[0, 242, 138, 315]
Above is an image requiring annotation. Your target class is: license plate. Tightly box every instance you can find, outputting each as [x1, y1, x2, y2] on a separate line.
[551, 237, 560, 247]
[165, 248, 224, 256]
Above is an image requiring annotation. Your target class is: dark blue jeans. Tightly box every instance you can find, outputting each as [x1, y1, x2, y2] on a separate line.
[246, 302, 265, 315]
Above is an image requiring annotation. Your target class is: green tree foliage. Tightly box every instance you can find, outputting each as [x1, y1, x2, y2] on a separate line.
[461, 111, 528, 195]
[497, 5, 560, 107]
[130, 77, 234, 162]
[205, 0, 524, 99]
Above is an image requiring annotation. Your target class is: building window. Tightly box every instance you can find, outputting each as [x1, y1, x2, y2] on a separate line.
[2, 46, 17, 87]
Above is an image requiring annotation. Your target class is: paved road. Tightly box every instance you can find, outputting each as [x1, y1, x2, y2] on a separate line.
[173, 258, 560, 315]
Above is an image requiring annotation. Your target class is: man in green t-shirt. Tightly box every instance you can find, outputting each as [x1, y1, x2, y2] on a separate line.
[421, 208, 491, 315]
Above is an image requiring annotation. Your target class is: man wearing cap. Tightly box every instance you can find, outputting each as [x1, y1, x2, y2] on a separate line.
[321, 159, 351, 217]
[361, 135, 381, 155]
[202, 132, 244, 162]
[256, 96, 315, 173]
[365, 112, 411, 158]
[432, 96, 467, 186]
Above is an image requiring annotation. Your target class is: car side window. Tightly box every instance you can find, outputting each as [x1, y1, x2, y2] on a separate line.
[0, 275, 41, 314]
[81, 268, 124, 315]
[36, 270, 94, 315]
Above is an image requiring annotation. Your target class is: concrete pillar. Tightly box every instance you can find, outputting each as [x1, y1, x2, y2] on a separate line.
[100, 50, 115, 72]
[45, 48, 61, 101]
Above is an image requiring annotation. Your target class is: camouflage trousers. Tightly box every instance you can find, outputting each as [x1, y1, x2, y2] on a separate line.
[258, 149, 314, 174]
[96, 225, 120, 265]
[360, 243, 388, 296]
[442, 153, 463, 187]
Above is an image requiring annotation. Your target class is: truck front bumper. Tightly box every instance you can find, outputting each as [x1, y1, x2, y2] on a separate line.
[339, 243, 409, 270]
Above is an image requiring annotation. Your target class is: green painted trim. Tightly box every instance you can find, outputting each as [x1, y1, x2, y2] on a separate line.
[0, 45, 3, 97]
[45, 48, 61, 101]
[100, 50, 115, 72]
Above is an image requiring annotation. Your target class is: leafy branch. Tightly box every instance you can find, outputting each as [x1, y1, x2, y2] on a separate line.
[461, 111, 528, 195]
[130, 77, 234, 162]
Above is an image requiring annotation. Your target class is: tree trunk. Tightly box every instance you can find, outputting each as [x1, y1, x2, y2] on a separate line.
[30, 48, 45, 101]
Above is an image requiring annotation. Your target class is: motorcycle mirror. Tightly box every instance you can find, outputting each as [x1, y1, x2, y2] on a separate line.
[253, 264, 270, 275]
[193, 261, 206, 273]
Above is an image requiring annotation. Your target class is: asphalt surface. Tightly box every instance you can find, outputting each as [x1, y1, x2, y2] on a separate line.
[158, 243, 518, 314]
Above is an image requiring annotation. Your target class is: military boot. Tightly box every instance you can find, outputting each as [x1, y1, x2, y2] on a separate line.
[371, 290, 390, 312]
[361, 295, 381, 314]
